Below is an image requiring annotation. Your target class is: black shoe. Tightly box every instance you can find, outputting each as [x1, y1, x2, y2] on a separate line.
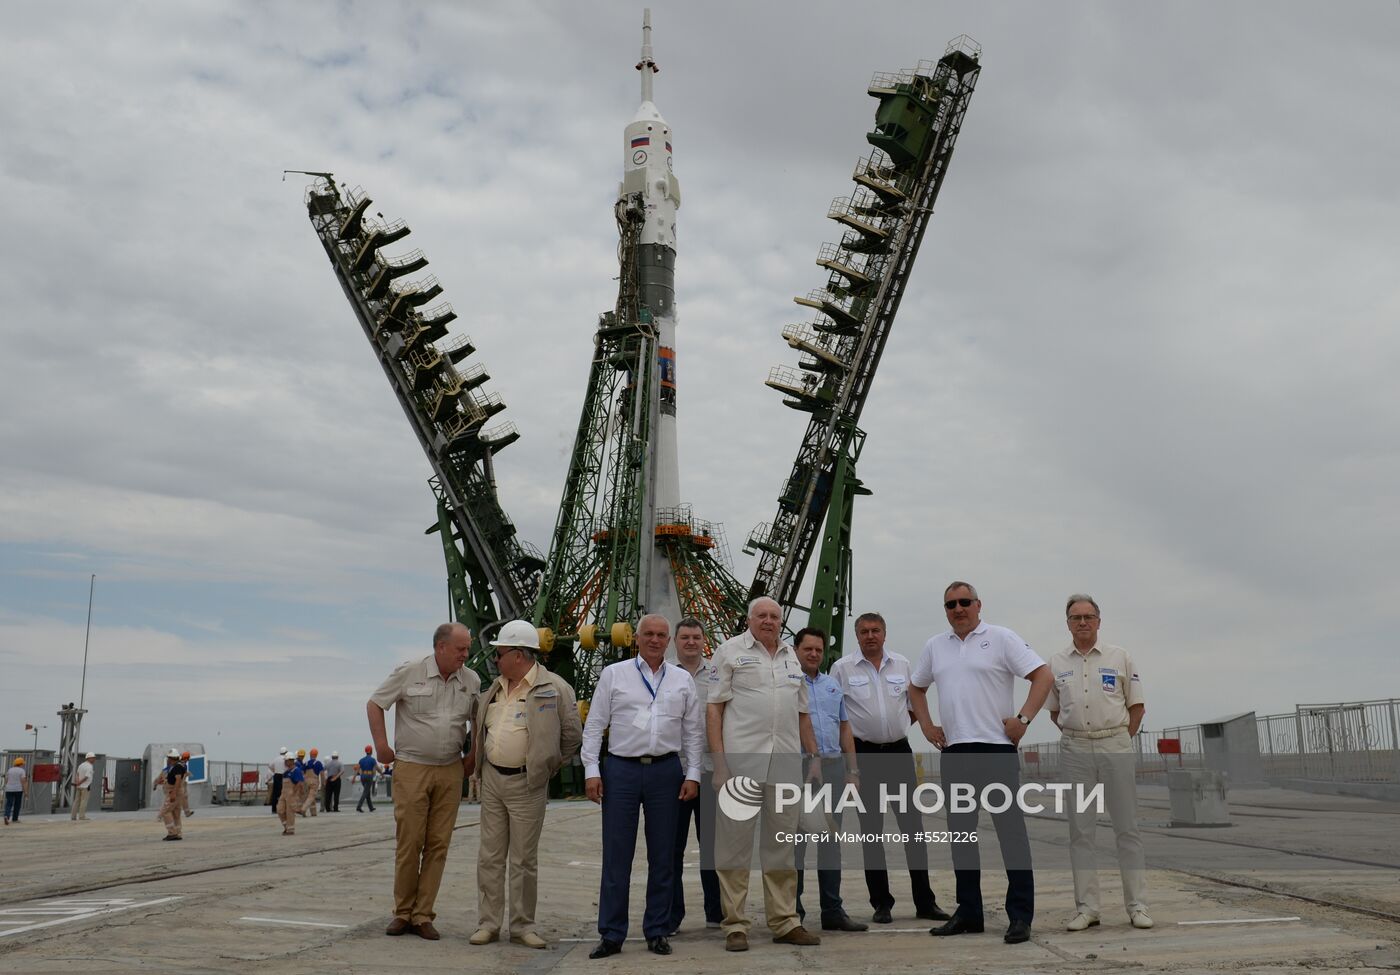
[822, 915, 869, 932]
[930, 914, 984, 936]
[1004, 919, 1031, 944]
[589, 939, 623, 959]
[871, 907, 893, 924]
[916, 904, 953, 922]
[646, 936, 672, 955]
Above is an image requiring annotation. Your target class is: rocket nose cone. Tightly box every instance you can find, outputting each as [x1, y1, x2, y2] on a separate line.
[631, 101, 667, 125]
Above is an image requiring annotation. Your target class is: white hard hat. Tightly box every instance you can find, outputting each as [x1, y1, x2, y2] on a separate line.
[279, 746, 288, 754]
[490, 619, 542, 650]
[284, 753, 296, 762]
[85, 752, 95, 759]
[331, 752, 339, 758]
[167, 748, 180, 759]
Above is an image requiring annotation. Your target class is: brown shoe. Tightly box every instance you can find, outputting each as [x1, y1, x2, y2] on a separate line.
[725, 932, 749, 952]
[385, 917, 412, 936]
[415, 921, 441, 941]
[773, 925, 821, 946]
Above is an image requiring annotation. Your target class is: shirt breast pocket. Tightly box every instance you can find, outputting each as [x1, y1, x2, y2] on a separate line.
[405, 684, 435, 713]
[1100, 672, 1123, 697]
[659, 690, 687, 717]
[731, 664, 763, 691]
[847, 676, 872, 699]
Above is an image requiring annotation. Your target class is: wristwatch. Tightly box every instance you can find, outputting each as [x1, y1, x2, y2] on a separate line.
[1015, 713, 1030, 725]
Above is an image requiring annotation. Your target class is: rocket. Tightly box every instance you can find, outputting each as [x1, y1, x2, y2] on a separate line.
[622, 10, 684, 633]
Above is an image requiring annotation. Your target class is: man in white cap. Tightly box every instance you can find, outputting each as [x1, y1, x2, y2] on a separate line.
[323, 751, 344, 812]
[269, 746, 288, 815]
[71, 752, 96, 821]
[469, 619, 582, 950]
[154, 748, 186, 841]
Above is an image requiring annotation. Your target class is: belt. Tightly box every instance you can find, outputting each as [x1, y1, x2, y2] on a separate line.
[489, 762, 527, 776]
[854, 738, 911, 751]
[1061, 726, 1128, 740]
[610, 752, 677, 765]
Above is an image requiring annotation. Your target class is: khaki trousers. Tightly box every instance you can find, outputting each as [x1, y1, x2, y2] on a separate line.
[1062, 730, 1148, 915]
[278, 782, 305, 832]
[715, 782, 800, 937]
[159, 789, 182, 837]
[391, 760, 463, 924]
[71, 788, 91, 820]
[476, 763, 548, 935]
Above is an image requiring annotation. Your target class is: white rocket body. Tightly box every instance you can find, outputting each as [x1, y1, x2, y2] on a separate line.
[620, 12, 683, 636]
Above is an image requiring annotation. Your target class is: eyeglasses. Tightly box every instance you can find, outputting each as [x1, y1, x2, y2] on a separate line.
[944, 598, 975, 610]
[493, 647, 520, 660]
[1067, 614, 1099, 623]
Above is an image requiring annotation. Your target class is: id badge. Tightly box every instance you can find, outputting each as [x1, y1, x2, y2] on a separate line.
[631, 705, 653, 730]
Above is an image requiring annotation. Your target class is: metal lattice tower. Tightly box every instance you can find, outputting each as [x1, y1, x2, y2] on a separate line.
[744, 38, 983, 658]
[301, 176, 544, 641]
[55, 704, 86, 811]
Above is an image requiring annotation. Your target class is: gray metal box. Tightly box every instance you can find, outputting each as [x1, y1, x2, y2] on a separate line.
[1168, 768, 1231, 826]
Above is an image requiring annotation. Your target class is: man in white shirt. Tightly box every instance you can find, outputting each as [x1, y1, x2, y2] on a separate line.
[668, 617, 722, 934]
[268, 746, 288, 815]
[830, 612, 949, 924]
[71, 753, 96, 821]
[708, 597, 822, 952]
[583, 615, 704, 959]
[910, 581, 1052, 945]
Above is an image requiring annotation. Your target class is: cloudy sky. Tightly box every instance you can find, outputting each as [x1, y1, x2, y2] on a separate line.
[2, 1, 1397, 764]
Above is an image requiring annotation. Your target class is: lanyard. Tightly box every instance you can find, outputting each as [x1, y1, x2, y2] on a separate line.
[635, 657, 666, 700]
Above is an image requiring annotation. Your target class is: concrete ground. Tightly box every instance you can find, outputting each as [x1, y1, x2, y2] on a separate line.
[1, 788, 1397, 973]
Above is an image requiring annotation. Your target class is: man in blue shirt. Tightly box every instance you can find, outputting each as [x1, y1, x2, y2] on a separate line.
[356, 746, 379, 812]
[794, 626, 867, 932]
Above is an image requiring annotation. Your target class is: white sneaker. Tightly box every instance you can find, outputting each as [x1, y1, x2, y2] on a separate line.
[1066, 913, 1100, 932]
[1130, 910, 1154, 929]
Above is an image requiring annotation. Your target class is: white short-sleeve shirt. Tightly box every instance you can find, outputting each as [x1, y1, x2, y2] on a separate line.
[911, 623, 1045, 746]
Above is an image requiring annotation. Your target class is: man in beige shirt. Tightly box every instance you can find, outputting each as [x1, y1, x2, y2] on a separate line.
[469, 620, 582, 950]
[708, 596, 821, 952]
[1047, 594, 1151, 932]
[368, 622, 481, 941]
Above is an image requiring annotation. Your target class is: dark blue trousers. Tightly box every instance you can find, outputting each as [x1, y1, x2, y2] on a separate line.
[669, 770, 721, 929]
[943, 743, 1034, 924]
[599, 754, 683, 942]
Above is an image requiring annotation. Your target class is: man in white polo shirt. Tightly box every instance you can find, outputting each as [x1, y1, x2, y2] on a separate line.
[1048, 593, 1151, 932]
[829, 612, 949, 924]
[910, 581, 1052, 945]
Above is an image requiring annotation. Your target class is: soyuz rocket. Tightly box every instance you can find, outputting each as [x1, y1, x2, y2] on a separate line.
[622, 11, 684, 633]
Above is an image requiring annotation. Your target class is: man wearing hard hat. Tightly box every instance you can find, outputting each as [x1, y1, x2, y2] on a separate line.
[469, 619, 582, 950]
[3, 757, 27, 824]
[153, 748, 186, 840]
[71, 752, 97, 821]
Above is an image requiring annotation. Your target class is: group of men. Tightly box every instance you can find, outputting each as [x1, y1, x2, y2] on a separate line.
[267, 747, 351, 834]
[367, 581, 1151, 952]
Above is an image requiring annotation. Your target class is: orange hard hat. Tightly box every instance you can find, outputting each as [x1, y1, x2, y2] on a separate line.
[12, 757, 22, 766]
[365, 745, 373, 754]
[181, 751, 191, 760]
[309, 748, 318, 757]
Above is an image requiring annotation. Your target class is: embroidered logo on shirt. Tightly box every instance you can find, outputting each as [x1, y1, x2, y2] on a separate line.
[1101, 674, 1118, 691]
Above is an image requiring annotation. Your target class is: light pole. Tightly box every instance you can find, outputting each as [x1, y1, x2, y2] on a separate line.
[24, 723, 46, 816]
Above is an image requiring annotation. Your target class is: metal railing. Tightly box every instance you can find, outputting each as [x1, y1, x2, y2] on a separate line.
[1021, 697, 1400, 785]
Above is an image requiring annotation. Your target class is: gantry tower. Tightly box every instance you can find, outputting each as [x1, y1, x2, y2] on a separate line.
[301, 176, 544, 642]
[744, 38, 983, 662]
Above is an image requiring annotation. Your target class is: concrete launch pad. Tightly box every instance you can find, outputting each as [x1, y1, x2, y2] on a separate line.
[1, 788, 1396, 973]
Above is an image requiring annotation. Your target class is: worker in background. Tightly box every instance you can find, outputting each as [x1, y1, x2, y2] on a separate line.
[1048, 593, 1152, 932]
[294, 749, 309, 816]
[3, 757, 27, 825]
[71, 752, 96, 822]
[154, 748, 186, 841]
[469, 620, 582, 950]
[323, 751, 343, 812]
[179, 751, 195, 817]
[277, 752, 304, 835]
[303, 748, 324, 817]
[269, 746, 288, 815]
[356, 745, 379, 812]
